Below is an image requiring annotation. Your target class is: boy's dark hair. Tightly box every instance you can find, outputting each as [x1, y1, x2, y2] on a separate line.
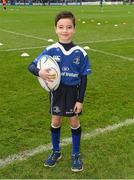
[55, 11, 75, 27]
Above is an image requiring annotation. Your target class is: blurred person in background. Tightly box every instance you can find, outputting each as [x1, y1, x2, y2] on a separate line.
[2, 0, 7, 10]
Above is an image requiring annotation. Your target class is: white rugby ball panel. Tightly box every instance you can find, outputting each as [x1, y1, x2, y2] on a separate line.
[37, 55, 61, 91]
[37, 77, 50, 91]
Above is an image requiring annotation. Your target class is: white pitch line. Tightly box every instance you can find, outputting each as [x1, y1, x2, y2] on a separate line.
[0, 28, 48, 41]
[78, 37, 134, 44]
[1, 46, 134, 62]
[0, 28, 134, 44]
[1, 46, 47, 52]
[0, 28, 133, 62]
[0, 118, 134, 169]
[90, 48, 134, 61]
[1, 45, 134, 62]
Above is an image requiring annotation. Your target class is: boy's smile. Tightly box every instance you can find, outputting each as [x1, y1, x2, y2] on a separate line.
[55, 18, 75, 44]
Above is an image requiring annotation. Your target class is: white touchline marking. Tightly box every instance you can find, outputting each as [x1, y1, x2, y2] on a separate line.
[0, 28, 49, 41]
[0, 118, 133, 169]
[1, 46, 134, 62]
[0, 46, 47, 52]
[90, 48, 134, 61]
[0, 28, 133, 61]
[0, 28, 134, 44]
[78, 37, 134, 44]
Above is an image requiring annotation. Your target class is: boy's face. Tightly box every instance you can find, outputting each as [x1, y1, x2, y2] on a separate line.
[55, 18, 75, 43]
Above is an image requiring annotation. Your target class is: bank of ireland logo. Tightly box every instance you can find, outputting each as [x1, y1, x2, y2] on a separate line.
[62, 66, 69, 71]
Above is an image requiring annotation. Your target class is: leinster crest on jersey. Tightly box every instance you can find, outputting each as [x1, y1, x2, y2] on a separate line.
[73, 56, 80, 65]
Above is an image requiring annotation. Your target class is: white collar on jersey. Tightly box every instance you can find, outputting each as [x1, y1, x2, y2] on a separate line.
[47, 42, 87, 56]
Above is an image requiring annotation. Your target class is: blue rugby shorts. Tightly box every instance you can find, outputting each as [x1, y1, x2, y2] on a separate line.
[49, 84, 81, 117]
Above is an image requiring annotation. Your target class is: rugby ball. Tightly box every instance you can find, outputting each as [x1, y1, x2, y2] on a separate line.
[37, 55, 61, 91]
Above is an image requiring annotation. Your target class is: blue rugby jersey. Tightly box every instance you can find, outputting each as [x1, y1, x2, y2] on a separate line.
[33, 42, 91, 86]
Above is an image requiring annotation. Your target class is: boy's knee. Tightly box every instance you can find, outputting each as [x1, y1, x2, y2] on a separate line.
[70, 123, 80, 129]
[51, 116, 61, 128]
[51, 122, 61, 128]
[69, 116, 80, 129]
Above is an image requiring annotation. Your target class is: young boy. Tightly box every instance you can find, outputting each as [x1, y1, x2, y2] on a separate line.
[28, 11, 91, 172]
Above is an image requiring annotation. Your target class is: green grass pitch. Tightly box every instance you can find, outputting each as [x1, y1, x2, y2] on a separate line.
[0, 4, 134, 178]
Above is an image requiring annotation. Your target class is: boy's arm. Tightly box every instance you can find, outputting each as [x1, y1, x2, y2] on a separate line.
[28, 62, 40, 76]
[77, 75, 87, 103]
[28, 62, 55, 82]
[74, 75, 87, 114]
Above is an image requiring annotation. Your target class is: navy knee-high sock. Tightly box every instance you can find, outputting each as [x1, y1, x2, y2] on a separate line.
[51, 126, 61, 152]
[71, 126, 81, 154]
